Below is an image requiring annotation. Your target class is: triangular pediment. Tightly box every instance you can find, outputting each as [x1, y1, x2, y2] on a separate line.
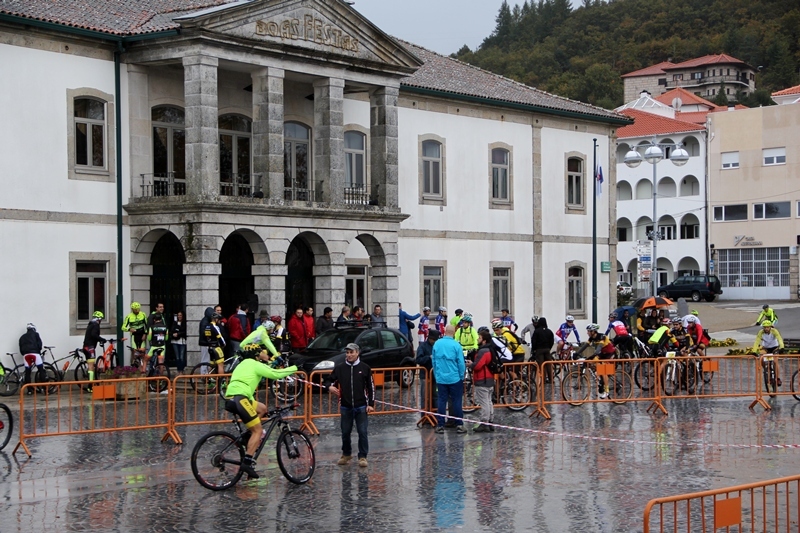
[176, 0, 422, 73]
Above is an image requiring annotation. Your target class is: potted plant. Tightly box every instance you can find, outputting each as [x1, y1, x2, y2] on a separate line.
[97, 366, 146, 401]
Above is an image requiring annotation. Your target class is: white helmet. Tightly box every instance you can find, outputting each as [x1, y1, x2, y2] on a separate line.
[686, 315, 698, 324]
[565, 315, 575, 322]
[264, 320, 275, 331]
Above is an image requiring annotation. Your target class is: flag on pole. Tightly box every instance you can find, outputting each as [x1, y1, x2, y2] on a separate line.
[596, 165, 604, 196]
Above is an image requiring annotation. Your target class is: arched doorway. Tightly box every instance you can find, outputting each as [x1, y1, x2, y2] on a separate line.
[219, 233, 254, 317]
[150, 232, 185, 319]
[286, 237, 314, 317]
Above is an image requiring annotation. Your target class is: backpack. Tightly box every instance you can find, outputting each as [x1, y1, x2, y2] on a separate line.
[492, 336, 513, 361]
[507, 329, 525, 349]
[486, 343, 504, 374]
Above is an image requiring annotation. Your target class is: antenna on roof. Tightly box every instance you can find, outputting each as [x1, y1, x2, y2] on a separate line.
[672, 97, 683, 110]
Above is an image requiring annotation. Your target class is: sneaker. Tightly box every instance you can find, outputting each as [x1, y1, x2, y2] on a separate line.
[444, 421, 457, 428]
[488, 424, 495, 432]
[598, 391, 609, 399]
[241, 456, 260, 479]
[777, 378, 783, 387]
[337, 455, 352, 465]
[434, 426, 445, 434]
[358, 457, 368, 468]
[85, 387, 93, 393]
[473, 424, 487, 433]
[456, 426, 467, 434]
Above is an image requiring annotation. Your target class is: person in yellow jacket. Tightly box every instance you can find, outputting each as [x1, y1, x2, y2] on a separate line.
[752, 320, 784, 386]
[454, 313, 478, 351]
[755, 304, 778, 326]
[123, 302, 148, 351]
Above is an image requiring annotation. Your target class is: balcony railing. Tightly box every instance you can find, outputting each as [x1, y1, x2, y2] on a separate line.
[220, 173, 261, 197]
[137, 172, 186, 197]
[344, 185, 372, 205]
[284, 184, 317, 202]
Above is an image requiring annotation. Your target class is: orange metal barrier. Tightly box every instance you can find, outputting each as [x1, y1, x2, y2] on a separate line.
[13, 377, 173, 457]
[305, 366, 428, 435]
[464, 361, 538, 412]
[534, 358, 658, 419]
[643, 473, 800, 532]
[751, 354, 800, 410]
[169, 372, 308, 444]
[651, 355, 761, 414]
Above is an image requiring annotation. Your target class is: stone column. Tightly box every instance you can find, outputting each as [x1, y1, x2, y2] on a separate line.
[313, 78, 345, 204]
[252, 67, 284, 200]
[370, 265, 401, 329]
[127, 65, 150, 198]
[252, 263, 288, 316]
[183, 238, 221, 366]
[313, 263, 347, 317]
[183, 55, 219, 199]
[370, 86, 399, 208]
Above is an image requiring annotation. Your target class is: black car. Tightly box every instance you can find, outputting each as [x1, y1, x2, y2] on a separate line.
[288, 324, 416, 387]
[657, 275, 723, 302]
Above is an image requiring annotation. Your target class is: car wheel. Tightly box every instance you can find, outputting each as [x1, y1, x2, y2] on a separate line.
[691, 291, 701, 302]
[704, 295, 716, 302]
[397, 367, 415, 388]
[658, 291, 668, 298]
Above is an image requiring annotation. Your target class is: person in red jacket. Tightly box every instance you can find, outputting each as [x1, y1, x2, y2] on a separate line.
[304, 306, 317, 344]
[467, 330, 497, 433]
[686, 316, 709, 357]
[287, 307, 309, 352]
[227, 303, 251, 355]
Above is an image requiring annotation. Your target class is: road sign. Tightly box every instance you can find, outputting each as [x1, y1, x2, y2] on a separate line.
[639, 256, 651, 262]
[601, 261, 611, 273]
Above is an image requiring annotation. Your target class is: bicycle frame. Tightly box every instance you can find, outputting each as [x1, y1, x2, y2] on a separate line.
[229, 406, 296, 462]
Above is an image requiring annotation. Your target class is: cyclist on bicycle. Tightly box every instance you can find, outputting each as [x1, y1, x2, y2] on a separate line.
[605, 312, 632, 357]
[19, 323, 43, 387]
[123, 302, 148, 354]
[145, 312, 168, 373]
[240, 320, 281, 358]
[83, 311, 107, 391]
[224, 344, 298, 479]
[755, 304, 778, 326]
[752, 320, 784, 386]
[685, 316, 709, 357]
[682, 309, 702, 329]
[203, 313, 227, 377]
[670, 317, 694, 352]
[455, 313, 478, 352]
[556, 315, 581, 354]
[575, 324, 617, 399]
[492, 318, 525, 382]
[647, 317, 680, 356]
[500, 309, 519, 332]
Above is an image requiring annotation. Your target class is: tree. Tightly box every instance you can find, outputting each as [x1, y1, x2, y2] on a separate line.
[713, 81, 729, 106]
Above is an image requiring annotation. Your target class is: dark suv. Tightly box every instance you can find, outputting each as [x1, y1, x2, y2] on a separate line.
[288, 323, 416, 387]
[657, 275, 722, 302]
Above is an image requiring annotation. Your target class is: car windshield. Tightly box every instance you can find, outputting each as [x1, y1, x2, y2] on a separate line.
[306, 329, 361, 351]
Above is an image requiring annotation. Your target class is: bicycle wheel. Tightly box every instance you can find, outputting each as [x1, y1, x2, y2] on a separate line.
[271, 374, 304, 403]
[0, 403, 11, 451]
[634, 360, 656, 391]
[463, 379, 479, 413]
[189, 363, 218, 395]
[685, 363, 699, 395]
[0, 366, 20, 397]
[191, 431, 244, 490]
[503, 379, 531, 411]
[148, 364, 171, 393]
[276, 429, 315, 484]
[561, 367, 590, 406]
[791, 370, 800, 402]
[95, 356, 108, 376]
[763, 363, 777, 398]
[550, 352, 562, 378]
[661, 364, 680, 396]
[40, 363, 60, 394]
[74, 361, 89, 384]
[609, 369, 633, 405]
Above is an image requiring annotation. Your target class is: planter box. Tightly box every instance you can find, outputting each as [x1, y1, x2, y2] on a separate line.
[115, 379, 148, 400]
[91, 384, 116, 401]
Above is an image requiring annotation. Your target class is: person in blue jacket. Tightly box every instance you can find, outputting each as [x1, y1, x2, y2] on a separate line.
[398, 303, 421, 345]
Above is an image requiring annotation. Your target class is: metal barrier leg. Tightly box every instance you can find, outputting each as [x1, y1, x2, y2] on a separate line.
[530, 362, 551, 420]
[646, 359, 668, 416]
[749, 356, 772, 411]
[417, 371, 436, 428]
[300, 377, 320, 435]
[13, 385, 31, 456]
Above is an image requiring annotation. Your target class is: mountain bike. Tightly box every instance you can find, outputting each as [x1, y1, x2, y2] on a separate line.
[0, 352, 58, 396]
[130, 346, 171, 393]
[560, 354, 633, 406]
[190, 351, 239, 396]
[191, 403, 315, 490]
[633, 338, 657, 391]
[660, 348, 699, 396]
[48, 347, 89, 383]
[760, 349, 781, 399]
[0, 402, 11, 451]
[550, 342, 579, 378]
[95, 338, 124, 374]
[463, 351, 531, 412]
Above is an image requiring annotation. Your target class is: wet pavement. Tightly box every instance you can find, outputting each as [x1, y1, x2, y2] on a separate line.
[2, 393, 800, 533]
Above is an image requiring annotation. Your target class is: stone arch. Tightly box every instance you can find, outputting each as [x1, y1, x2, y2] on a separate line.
[636, 178, 652, 199]
[285, 231, 333, 318]
[130, 227, 188, 311]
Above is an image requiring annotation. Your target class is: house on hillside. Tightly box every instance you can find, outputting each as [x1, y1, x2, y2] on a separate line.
[0, 0, 629, 363]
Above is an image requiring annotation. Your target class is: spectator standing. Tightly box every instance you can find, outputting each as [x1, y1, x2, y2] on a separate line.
[303, 306, 317, 344]
[198, 307, 214, 368]
[370, 304, 385, 325]
[351, 306, 365, 325]
[253, 309, 269, 329]
[337, 306, 351, 323]
[170, 311, 188, 373]
[398, 303, 421, 344]
[435, 307, 448, 336]
[432, 325, 466, 434]
[214, 305, 229, 353]
[449, 309, 464, 327]
[287, 307, 309, 352]
[530, 317, 555, 383]
[227, 303, 251, 356]
[416, 329, 439, 411]
[329, 343, 375, 468]
[19, 323, 43, 387]
[316, 307, 334, 336]
[468, 330, 496, 433]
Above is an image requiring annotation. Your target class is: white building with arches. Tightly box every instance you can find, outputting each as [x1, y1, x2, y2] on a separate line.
[615, 99, 707, 294]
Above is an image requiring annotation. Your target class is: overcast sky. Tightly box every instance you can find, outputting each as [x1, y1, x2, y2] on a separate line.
[351, 0, 514, 55]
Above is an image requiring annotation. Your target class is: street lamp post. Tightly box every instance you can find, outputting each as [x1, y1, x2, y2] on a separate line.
[624, 140, 689, 296]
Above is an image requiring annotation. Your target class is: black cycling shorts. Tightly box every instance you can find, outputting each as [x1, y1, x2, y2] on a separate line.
[227, 395, 261, 429]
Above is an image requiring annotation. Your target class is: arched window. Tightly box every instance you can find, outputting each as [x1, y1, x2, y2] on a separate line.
[219, 114, 252, 196]
[152, 106, 186, 195]
[567, 265, 585, 315]
[284, 122, 311, 201]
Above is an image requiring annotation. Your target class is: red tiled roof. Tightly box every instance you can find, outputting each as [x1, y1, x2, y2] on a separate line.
[772, 84, 800, 97]
[616, 109, 705, 138]
[662, 54, 748, 70]
[675, 111, 711, 125]
[654, 88, 716, 109]
[621, 61, 675, 79]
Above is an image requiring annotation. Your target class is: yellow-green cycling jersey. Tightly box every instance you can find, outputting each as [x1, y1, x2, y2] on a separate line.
[753, 327, 783, 352]
[240, 325, 280, 358]
[455, 326, 478, 351]
[123, 311, 148, 348]
[225, 358, 297, 402]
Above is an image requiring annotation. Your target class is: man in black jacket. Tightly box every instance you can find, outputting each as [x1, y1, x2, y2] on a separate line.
[19, 323, 43, 387]
[328, 342, 375, 468]
[198, 307, 214, 369]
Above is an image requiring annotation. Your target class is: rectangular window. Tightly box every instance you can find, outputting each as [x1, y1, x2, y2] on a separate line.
[753, 202, 791, 220]
[691, 72, 703, 80]
[422, 266, 443, 311]
[567, 267, 584, 314]
[492, 267, 511, 314]
[422, 140, 442, 197]
[566, 158, 583, 208]
[658, 225, 676, 240]
[763, 147, 786, 166]
[617, 227, 628, 241]
[680, 224, 700, 239]
[713, 204, 748, 221]
[673, 74, 683, 81]
[721, 152, 739, 169]
[77, 262, 107, 322]
[491, 148, 510, 201]
[345, 265, 367, 309]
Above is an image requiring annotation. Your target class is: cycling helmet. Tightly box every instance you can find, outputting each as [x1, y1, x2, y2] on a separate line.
[438, 306, 447, 312]
[477, 326, 491, 335]
[211, 312, 222, 320]
[586, 323, 600, 332]
[422, 306, 431, 312]
[131, 302, 141, 310]
[532, 315, 539, 323]
[462, 313, 473, 323]
[661, 317, 671, 325]
[241, 344, 263, 359]
[762, 320, 773, 327]
[608, 313, 618, 320]
[763, 304, 770, 309]
[93, 311, 104, 319]
[26, 323, 36, 330]
[269, 315, 282, 324]
[565, 315, 575, 322]
[263, 320, 275, 332]
[671, 317, 682, 324]
[491, 318, 503, 329]
[686, 315, 698, 324]
[690, 310, 699, 316]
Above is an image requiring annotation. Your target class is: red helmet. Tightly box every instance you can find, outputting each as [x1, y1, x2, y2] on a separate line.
[270, 315, 282, 324]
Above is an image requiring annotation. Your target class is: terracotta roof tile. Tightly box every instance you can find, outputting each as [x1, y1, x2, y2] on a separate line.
[621, 61, 675, 78]
[654, 87, 716, 108]
[399, 40, 627, 122]
[616, 109, 705, 138]
[662, 54, 749, 70]
[772, 84, 800, 96]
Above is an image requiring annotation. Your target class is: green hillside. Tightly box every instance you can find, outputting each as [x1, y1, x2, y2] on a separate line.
[453, 0, 800, 108]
